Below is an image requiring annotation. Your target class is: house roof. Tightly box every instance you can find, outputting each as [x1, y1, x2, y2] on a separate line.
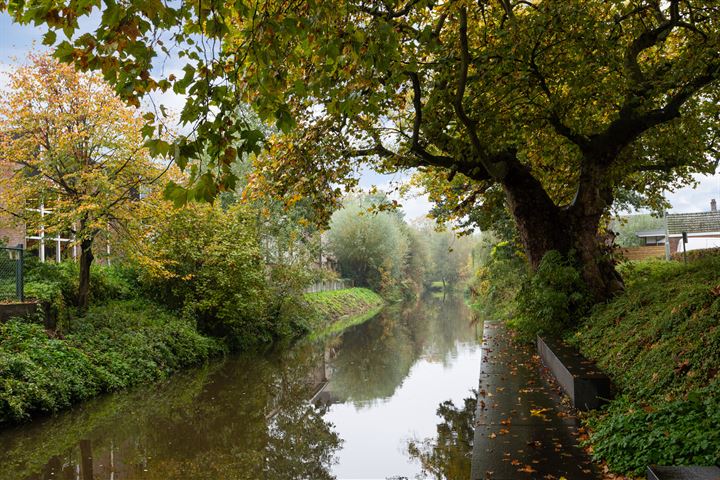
[636, 229, 665, 238]
[666, 211, 720, 235]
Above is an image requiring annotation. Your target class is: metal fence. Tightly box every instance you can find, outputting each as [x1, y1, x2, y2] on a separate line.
[303, 278, 354, 294]
[0, 247, 24, 302]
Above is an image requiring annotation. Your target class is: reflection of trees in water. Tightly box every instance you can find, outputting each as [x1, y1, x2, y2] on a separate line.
[3, 297, 477, 480]
[326, 296, 475, 406]
[2, 342, 341, 480]
[423, 296, 481, 364]
[407, 392, 477, 480]
[327, 311, 415, 404]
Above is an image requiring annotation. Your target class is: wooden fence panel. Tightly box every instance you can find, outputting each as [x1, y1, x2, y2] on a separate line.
[617, 245, 666, 261]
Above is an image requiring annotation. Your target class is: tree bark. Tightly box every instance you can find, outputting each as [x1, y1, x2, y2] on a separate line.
[502, 162, 571, 269]
[501, 161, 623, 302]
[78, 238, 94, 311]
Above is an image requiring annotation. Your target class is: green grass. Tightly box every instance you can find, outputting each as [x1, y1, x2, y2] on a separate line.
[0, 299, 223, 424]
[309, 304, 384, 339]
[567, 255, 720, 475]
[304, 287, 384, 336]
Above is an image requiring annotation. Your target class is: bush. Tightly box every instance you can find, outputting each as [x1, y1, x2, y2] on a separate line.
[470, 241, 527, 321]
[265, 264, 315, 337]
[23, 259, 137, 329]
[132, 203, 293, 349]
[512, 250, 591, 341]
[0, 299, 222, 423]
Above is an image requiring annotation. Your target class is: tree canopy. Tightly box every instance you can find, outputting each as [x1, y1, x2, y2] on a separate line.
[5, 0, 720, 300]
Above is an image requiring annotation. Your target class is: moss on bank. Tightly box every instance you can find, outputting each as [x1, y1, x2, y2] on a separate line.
[304, 287, 384, 337]
[567, 255, 720, 475]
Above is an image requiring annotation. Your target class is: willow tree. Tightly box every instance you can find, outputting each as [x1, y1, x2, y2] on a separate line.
[0, 54, 158, 309]
[7, 0, 719, 301]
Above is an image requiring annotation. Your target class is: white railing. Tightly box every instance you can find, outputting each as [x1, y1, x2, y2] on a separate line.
[303, 279, 353, 294]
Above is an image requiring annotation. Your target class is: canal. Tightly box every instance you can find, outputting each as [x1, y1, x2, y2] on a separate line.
[0, 296, 481, 480]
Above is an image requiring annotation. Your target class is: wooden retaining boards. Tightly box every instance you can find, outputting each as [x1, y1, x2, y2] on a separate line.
[0, 301, 41, 324]
[647, 466, 720, 480]
[537, 335, 612, 410]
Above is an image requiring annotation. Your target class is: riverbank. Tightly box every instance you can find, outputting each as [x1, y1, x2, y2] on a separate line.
[567, 255, 720, 475]
[303, 287, 384, 337]
[472, 251, 720, 476]
[0, 288, 384, 426]
[0, 300, 224, 424]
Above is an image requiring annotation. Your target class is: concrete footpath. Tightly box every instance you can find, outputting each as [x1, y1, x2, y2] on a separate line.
[471, 321, 602, 480]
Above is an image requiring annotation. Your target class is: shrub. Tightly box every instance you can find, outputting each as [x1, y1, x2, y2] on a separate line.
[512, 250, 591, 341]
[470, 241, 528, 321]
[132, 203, 288, 349]
[265, 264, 315, 337]
[584, 383, 720, 475]
[23, 259, 137, 329]
[0, 299, 222, 423]
[0, 320, 100, 422]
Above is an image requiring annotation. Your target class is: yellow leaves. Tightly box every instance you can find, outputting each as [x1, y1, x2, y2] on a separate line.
[530, 407, 551, 417]
[0, 53, 162, 246]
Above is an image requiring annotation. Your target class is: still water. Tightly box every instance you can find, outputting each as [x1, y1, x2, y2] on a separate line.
[0, 296, 481, 480]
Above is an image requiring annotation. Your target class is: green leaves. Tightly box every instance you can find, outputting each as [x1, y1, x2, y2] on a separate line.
[173, 64, 196, 95]
[42, 30, 56, 46]
[145, 138, 172, 157]
[163, 180, 188, 208]
[275, 105, 295, 134]
[163, 174, 220, 205]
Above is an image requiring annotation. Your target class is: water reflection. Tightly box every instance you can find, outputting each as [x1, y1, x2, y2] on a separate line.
[407, 394, 478, 480]
[0, 296, 481, 480]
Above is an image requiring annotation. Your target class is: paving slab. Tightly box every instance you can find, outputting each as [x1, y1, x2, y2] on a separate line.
[471, 321, 601, 480]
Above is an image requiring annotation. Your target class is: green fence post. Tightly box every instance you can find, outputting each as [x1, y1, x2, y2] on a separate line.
[16, 248, 24, 302]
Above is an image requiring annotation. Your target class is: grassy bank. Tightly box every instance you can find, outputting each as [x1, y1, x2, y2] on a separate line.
[304, 287, 384, 337]
[0, 283, 385, 426]
[0, 300, 223, 424]
[568, 255, 720, 475]
[470, 247, 720, 476]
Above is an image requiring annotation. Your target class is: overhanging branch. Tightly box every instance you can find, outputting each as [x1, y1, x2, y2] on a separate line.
[454, 7, 507, 179]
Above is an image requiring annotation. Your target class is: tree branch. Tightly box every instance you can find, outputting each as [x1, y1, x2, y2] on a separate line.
[528, 38, 591, 151]
[453, 7, 507, 179]
[595, 58, 720, 162]
[357, 0, 422, 19]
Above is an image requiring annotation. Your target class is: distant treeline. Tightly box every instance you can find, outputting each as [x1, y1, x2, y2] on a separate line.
[326, 195, 476, 299]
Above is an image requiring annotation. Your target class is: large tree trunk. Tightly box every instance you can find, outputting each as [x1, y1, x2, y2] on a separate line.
[78, 238, 94, 311]
[502, 162, 623, 302]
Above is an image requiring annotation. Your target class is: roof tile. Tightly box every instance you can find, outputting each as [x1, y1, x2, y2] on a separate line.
[666, 212, 720, 235]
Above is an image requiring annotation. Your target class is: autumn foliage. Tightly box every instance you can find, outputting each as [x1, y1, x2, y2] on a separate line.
[0, 54, 160, 309]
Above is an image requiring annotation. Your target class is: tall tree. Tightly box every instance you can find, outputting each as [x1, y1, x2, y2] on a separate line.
[0, 54, 159, 309]
[7, 1, 720, 302]
[327, 197, 409, 291]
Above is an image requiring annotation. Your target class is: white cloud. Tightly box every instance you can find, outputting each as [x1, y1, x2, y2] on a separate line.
[666, 171, 720, 213]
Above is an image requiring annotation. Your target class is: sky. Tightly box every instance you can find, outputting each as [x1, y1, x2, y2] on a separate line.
[1, 12, 717, 221]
